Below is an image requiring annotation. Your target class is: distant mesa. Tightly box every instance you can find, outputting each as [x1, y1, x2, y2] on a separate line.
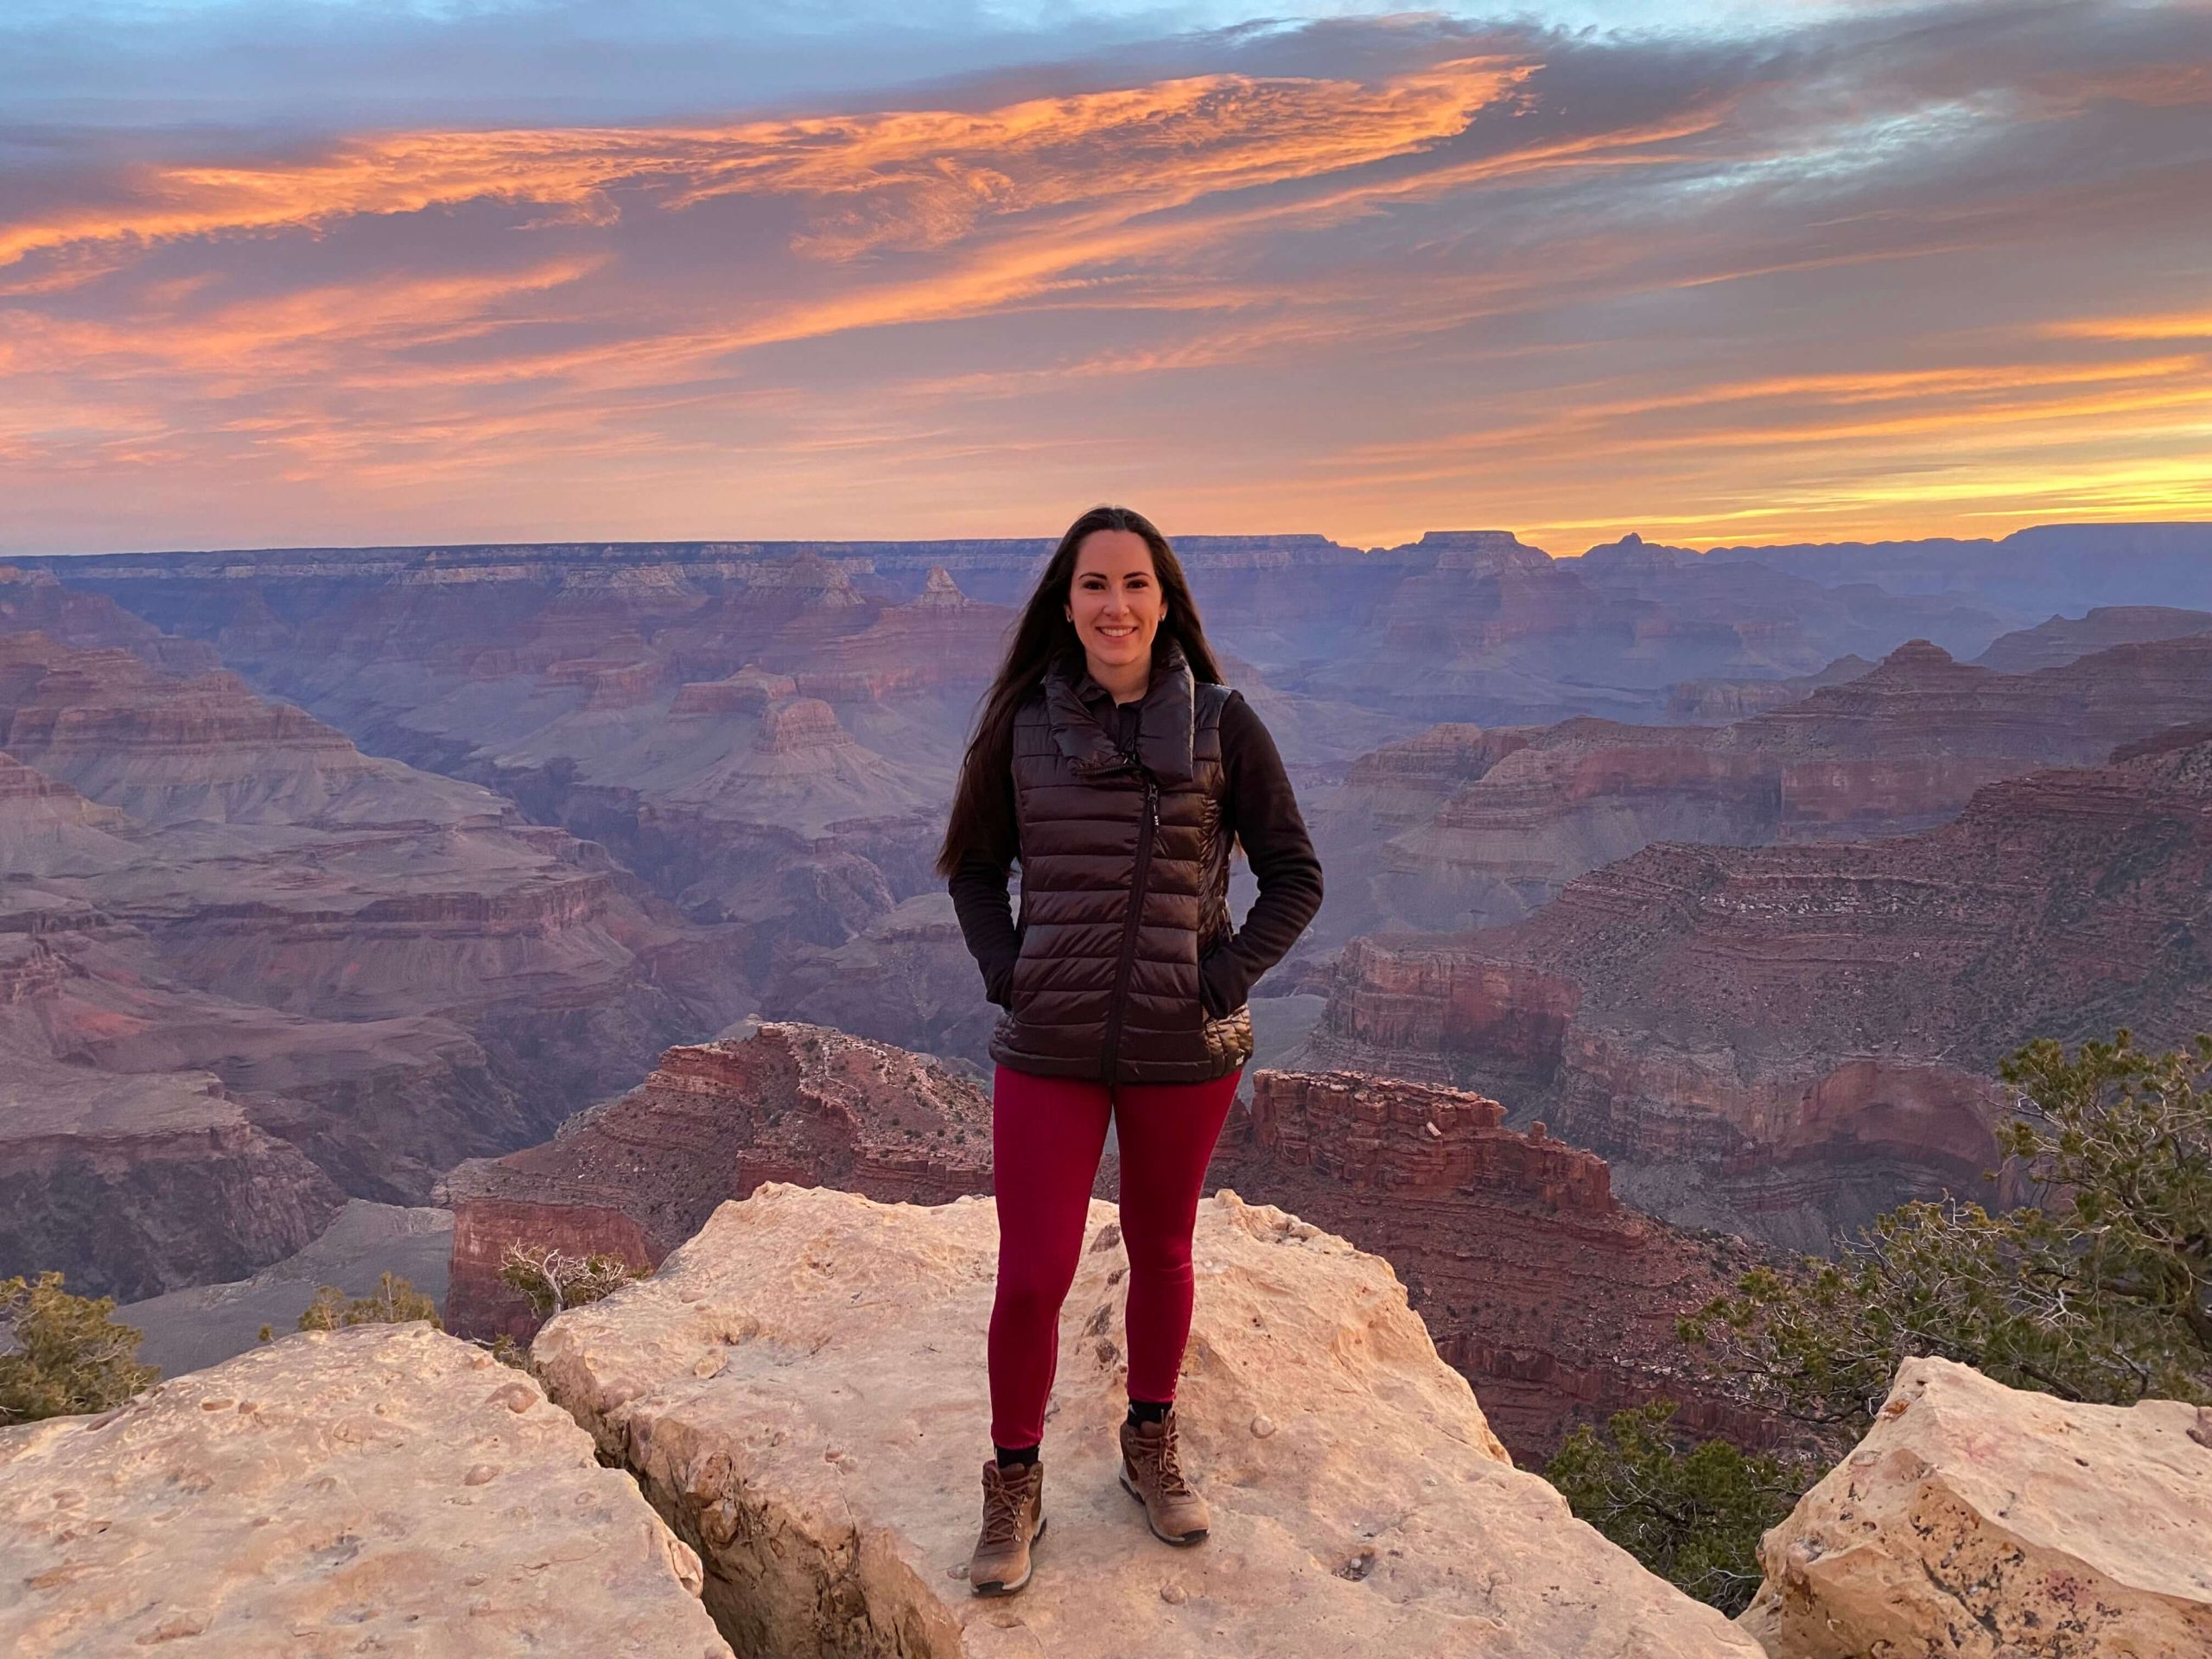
[669, 664, 799, 715]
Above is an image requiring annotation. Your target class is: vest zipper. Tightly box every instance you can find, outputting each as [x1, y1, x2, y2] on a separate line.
[1098, 772, 1160, 1082]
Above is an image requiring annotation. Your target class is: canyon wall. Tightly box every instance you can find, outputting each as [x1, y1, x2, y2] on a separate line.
[0, 620, 750, 1294]
[1210, 1070, 1770, 1461]
[1304, 729, 2212, 1249]
[1314, 632, 2212, 941]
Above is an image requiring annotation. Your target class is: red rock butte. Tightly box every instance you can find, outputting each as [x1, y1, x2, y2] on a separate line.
[1212, 1069, 1769, 1460]
[442, 1022, 1012, 1341]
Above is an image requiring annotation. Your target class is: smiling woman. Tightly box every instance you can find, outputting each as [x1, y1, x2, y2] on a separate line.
[932, 501, 1322, 1594]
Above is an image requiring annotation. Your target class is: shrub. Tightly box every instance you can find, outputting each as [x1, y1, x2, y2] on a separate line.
[496, 1243, 638, 1319]
[1543, 1402, 1811, 1616]
[1548, 1032, 2212, 1609]
[1681, 1031, 2212, 1456]
[0, 1272, 160, 1426]
[296, 1272, 443, 1332]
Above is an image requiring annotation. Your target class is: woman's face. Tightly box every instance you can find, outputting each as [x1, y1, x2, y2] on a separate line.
[1065, 529, 1167, 677]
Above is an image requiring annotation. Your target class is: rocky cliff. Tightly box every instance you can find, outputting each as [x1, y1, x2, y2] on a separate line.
[0, 1323, 731, 1657]
[1739, 1357, 2212, 1657]
[442, 1022, 1014, 1340]
[1970, 603, 2212, 671]
[0, 624, 750, 1294]
[3, 1184, 2201, 1657]
[1315, 633, 2212, 941]
[531, 1180, 1764, 1657]
[1208, 1070, 1769, 1461]
[1303, 729, 2212, 1249]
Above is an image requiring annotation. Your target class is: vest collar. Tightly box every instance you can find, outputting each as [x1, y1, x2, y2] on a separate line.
[1042, 637, 1198, 785]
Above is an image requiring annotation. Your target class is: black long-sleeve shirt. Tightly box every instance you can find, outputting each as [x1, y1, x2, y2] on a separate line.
[948, 691, 1323, 1017]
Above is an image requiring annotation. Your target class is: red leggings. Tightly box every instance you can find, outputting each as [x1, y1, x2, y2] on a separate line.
[988, 1063, 1243, 1449]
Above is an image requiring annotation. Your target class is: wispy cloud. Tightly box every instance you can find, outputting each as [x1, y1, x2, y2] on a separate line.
[1, 1, 2208, 553]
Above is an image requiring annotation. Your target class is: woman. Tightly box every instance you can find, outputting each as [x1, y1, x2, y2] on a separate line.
[938, 503, 1324, 1595]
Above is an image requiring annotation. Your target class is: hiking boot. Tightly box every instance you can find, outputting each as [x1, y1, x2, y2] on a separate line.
[1118, 1405, 1210, 1545]
[969, 1457, 1046, 1595]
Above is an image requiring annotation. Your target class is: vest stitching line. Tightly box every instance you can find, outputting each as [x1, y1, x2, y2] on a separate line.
[1097, 766, 1160, 1083]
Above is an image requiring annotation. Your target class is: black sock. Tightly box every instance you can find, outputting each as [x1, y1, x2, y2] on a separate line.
[994, 1442, 1039, 1468]
[1127, 1397, 1170, 1427]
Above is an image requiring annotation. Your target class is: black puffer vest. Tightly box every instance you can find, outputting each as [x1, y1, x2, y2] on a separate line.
[988, 639, 1254, 1084]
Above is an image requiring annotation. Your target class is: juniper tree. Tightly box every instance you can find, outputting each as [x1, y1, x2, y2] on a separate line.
[0, 1273, 160, 1425]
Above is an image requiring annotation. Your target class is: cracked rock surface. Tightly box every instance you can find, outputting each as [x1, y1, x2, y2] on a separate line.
[0, 1322, 731, 1658]
[531, 1179, 1760, 1658]
[1740, 1356, 2212, 1657]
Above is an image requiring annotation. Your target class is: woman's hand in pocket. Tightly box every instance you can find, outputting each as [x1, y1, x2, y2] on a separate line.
[1198, 941, 1249, 1020]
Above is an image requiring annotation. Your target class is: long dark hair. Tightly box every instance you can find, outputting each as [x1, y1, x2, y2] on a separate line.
[934, 504, 1227, 878]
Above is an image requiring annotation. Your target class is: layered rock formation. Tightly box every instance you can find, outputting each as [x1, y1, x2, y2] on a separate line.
[1739, 1357, 2212, 1657]
[0, 624, 747, 1295]
[1662, 656, 1873, 722]
[1209, 1070, 1768, 1461]
[0, 1323, 731, 1657]
[531, 1180, 1763, 1657]
[1295, 531, 2004, 725]
[1314, 633, 2212, 940]
[443, 1022, 1007, 1340]
[1971, 603, 2212, 671]
[1303, 729, 2212, 1249]
[0, 563, 218, 675]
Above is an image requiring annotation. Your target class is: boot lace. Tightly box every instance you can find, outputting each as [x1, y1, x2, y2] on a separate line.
[978, 1466, 1027, 1547]
[1150, 1421, 1195, 1497]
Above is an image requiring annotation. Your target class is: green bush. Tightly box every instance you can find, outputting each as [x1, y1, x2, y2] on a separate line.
[0, 1272, 160, 1426]
[1543, 1402, 1810, 1616]
[1681, 1031, 2212, 1453]
[296, 1271, 443, 1332]
[1548, 1032, 2212, 1609]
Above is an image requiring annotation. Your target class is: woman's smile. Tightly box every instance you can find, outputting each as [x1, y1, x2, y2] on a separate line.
[1066, 527, 1166, 699]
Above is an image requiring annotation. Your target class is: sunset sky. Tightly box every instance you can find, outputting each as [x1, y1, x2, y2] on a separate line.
[3, 0, 2208, 555]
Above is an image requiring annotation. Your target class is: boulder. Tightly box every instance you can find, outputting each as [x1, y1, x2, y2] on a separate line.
[531, 1180, 1761, 1658]
[1740, 1356, 2212, 1657]
[0, 1323, 731, 1658]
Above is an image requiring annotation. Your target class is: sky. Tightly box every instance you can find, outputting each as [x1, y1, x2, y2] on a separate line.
[2, 0, 2209, 555]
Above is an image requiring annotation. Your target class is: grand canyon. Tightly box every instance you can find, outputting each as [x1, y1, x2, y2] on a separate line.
[5, 519, 2210, 1651]
[8, 523, 2209, 1304]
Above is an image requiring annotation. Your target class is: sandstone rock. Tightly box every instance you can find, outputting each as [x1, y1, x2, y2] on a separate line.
[1739, 1357, 2212, 1658]
[531, 1181, 1761, 1658]
[0, 1323, 731, 1658]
